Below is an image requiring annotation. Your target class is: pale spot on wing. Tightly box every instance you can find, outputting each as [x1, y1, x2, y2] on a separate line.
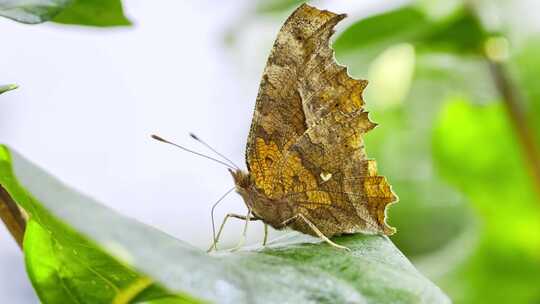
[320, 171, 332, 182]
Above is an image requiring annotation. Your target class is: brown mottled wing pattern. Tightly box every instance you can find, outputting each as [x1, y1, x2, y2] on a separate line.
[246, 4, 343, 197]
[287, 110, 396, 236]
[246, 4, 396, 237]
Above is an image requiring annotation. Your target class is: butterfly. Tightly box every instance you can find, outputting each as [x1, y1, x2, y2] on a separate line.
[154, 3, 396, 251]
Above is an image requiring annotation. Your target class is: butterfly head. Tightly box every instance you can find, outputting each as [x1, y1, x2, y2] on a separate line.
[229, 168, 260, 211]
[228, 168, 251, 190]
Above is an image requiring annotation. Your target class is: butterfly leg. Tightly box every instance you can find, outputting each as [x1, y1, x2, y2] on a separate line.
[230, 209, 254, 252]
[281, 214, 350, 251]
[262, 224, 269, 246]
[207, 212, 258, 252]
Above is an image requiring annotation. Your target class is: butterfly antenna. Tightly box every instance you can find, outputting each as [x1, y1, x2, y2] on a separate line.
[151, 134, 236, 170]
[210, 186, 236, 246]
[189, 133, 240, 170]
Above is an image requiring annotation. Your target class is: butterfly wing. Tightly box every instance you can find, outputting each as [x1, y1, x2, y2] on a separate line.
[246, 4, 346, 198]
[286, 110, 396, 236]
[246, 4, 396, 236]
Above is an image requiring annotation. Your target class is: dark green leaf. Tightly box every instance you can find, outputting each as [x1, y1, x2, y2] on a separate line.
[0, 84, 18, 95]
[0, 0, 131, 26]
[333, 5, 486, 64]
[52, 0, 131, 27]
[0, 145, 450, 303]
[334, 7, 428, 54]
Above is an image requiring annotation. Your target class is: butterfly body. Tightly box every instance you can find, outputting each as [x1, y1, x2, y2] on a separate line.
[230, 169, 295, 231]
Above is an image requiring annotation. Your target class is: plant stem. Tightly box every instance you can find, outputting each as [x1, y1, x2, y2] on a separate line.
[465, 0, 540, 197]
[487, 60, 540, 196]
[0, 186, 26, 248]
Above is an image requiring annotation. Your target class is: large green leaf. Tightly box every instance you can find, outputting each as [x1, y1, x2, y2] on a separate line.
[0, 0, 131, 26]
[0, 145, 450, 303]
[23, 219, 181, 303]
[0, 84, 18, 95]
[0, 147, 181, 303]
[432, 100, 540, 304]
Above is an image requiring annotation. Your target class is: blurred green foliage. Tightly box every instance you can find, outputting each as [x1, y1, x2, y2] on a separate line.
[0, 0, 131, 26]
[433, 100, 540, 303]
[513, 39, 540, 143]
[334, 6, 486, 58]
[254, 0, 540, 303]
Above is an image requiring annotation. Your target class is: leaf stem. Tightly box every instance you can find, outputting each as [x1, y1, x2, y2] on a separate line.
[0, 185, 26, 248]
[487, 60, 540, 196]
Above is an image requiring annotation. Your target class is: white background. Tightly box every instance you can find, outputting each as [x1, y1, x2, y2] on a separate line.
[0, 0, 401, 302]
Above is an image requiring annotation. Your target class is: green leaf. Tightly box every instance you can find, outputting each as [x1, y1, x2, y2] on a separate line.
[23, 219, 176, 303]
[52, 0, 131, 27]
[0, 84, 18, 95]
[0, 147, 186, 304]
[333, 5, 486, 68]
[0, 0, 131, 26]
[0, 145, 450, 303]
[432, 99, 540, 303]
[334, 7, 428, 55]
